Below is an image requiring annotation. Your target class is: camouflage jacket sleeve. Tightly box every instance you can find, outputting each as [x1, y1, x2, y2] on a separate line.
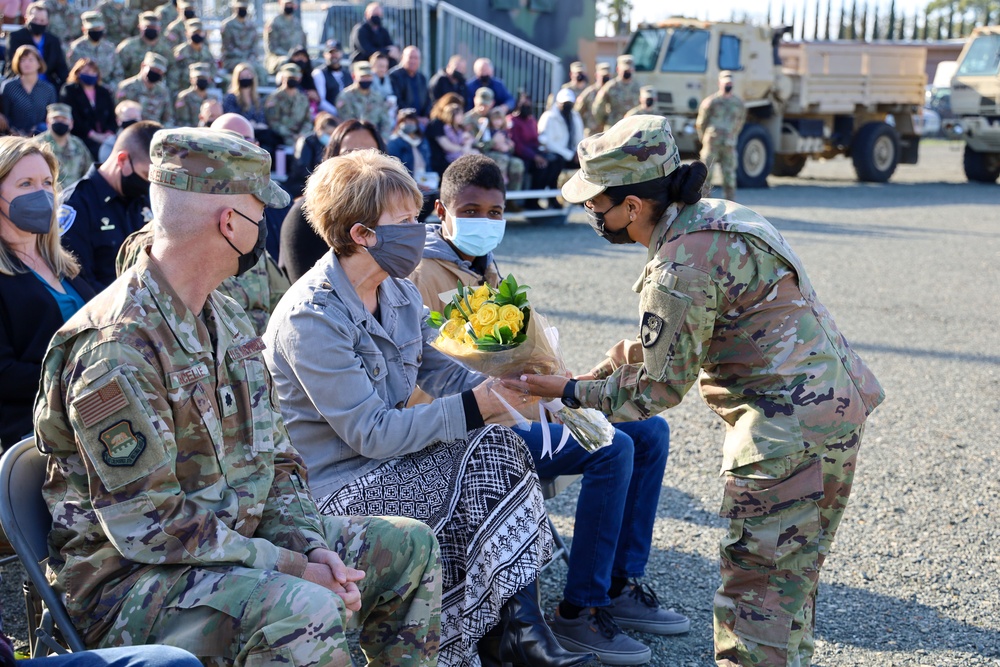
[591, 83, 610, 128]
[114, 224, 153, 276]
[695, 96, 711, 138]
[36, 339, 311, 578]
[577, 260, 718, 421]
[732, 98, 746, 137]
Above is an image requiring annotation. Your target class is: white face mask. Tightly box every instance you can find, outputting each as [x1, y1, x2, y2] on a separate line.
[444, 208, 506, 257]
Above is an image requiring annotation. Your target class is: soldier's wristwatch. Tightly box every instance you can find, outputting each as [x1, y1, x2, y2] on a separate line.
[561, 379, 581, 409]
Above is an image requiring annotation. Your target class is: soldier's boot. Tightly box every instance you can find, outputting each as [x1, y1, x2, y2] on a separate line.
[478, 580, 600, 667]
[724, 186, 736, 201]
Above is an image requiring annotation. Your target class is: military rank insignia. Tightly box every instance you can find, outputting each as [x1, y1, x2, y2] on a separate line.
[640, 312, 664, 348]
[99, 420, 147, 467]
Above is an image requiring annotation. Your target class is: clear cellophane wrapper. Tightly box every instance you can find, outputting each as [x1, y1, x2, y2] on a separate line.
[432, 311, 615, 457]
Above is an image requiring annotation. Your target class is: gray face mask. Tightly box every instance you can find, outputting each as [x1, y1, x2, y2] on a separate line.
[0, 190, 54, 235]
[360, 223, 425, 278]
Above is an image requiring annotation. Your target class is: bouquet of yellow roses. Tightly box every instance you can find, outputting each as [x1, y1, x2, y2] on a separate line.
[428, 275, 614, 455]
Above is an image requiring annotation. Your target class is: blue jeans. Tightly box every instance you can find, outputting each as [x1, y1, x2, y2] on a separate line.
[513, 417, 670, 608]
[22, 646, 201, 666]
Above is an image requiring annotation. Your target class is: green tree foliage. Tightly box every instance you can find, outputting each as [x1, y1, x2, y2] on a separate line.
[597, 0, 633, 36]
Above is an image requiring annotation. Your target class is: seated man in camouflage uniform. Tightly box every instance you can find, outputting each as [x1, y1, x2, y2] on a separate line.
[169, 18, 215, 96]
[35, 127, 442, 666]
[34, 103, 93, 185]
[116, 51, 173, 126]
[117, 12, 173, 80]
[264, 63, 311, 147]
[174, 62, 212, 127]
[336, 60, 390, 140]
[67, 11, 122, 90]
[624, 86, 656, 118]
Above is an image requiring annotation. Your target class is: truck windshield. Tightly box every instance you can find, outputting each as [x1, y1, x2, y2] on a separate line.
[625, 28, 665, 71]
[661, 28, 710, 72]
[956, 34, 1000, 76]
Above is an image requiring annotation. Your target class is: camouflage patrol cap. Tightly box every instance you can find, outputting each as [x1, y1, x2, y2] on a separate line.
[352, 60, 372, 77]
[596, 62, 612, 74]
[279, 63, 302, 80]
[81, 11, 104, 29]
[617, 54, 634, 67]
[474, 86, 494, 103]
[185, 18, 204, 32]
[139, 11, 160, 25]
[569, 61, 585, 73]
[149, 128, 290, 208]
[719, 70, 734, 81]
[229, 0, 248, 7]
[46, 103, 73, 120]
[143, 51, 168, 72]
[189, 62, 212, 77]
[561, 115, 681, 204]
[640, 86, 655, 98]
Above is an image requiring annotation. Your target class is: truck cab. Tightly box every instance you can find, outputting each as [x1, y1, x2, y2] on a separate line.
[945, 26, 1000, 182]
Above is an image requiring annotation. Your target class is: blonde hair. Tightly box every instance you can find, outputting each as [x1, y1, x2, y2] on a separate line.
[303, 149, 422, 258]
[0, 137, 79, 279]
[228, 63, 259, 109]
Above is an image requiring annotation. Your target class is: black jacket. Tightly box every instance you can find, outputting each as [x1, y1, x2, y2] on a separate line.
[348, 20, 393, 63]
[6, 28, 69, 91]
[60, 82, 118, 158]
[389, 66, 430, 117]
[0, 268, 95, 449]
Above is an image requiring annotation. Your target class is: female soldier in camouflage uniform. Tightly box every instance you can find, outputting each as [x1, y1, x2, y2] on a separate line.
[514, 115, 884, 667]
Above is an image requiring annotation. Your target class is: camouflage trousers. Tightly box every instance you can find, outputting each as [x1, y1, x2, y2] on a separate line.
[714, 424, 864, 667]
[701, 140, 738, 193]
[483, 151, 525, 191]
[99, 515, 442, 666]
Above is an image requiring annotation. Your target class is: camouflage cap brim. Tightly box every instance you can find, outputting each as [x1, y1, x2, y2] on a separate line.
[258, 180, 291, 208]
[561, 169, 607, 204]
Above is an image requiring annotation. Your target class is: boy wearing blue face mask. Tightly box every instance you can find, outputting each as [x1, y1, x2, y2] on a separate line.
[408, 153, 691, 667]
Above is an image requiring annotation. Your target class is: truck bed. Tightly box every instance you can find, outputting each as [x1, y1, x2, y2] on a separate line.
[779, 41, 927, 114]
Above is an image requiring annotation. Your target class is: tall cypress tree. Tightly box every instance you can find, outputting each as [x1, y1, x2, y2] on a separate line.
[887, 0, 895, 40]
[946, 2, 954, 38]
[825, 0, 833, 39]
[872, 2, 880, 40]
[839, 0, 847, 38]
[850, 0, 857, 39]
[814, 0, 821, 38]
[860, 0, 868, 39]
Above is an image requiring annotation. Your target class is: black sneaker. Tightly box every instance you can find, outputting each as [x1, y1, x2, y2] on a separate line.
[609, 580, 690, 635]
[549, 606, 651, 666]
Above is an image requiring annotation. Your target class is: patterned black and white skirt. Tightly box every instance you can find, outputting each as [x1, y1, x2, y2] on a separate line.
[319, 424, 553, 667]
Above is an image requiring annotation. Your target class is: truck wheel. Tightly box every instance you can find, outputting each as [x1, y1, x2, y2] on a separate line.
[771, 154, 807, 177]
[852, 122, 900, 183]
[737, 125, 774, 188]
[963, 145, 1000, 183]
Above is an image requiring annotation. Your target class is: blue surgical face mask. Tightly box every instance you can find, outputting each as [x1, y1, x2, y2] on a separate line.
[444, 208, 506, 257]
[319, 133, 330, 146]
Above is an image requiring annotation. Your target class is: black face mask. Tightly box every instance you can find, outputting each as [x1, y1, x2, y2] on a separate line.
[452, 71, 464, 84]
[238, 78, 253, 88]
[586, 201, 634, 244]
[88, 30, 103, 42]
[121, 155, 150, 201]
[183, 8, 195, 18]
[195, 78, 209, 90]
[622, 70, 633, 80]
[146, 70, 163, 84]
[236, 7, 247, 17]
[644, 98, 654, 108]
[285, 78, 299, 89]
[358, 80, 372, 90]
[282, 5, 294, 14]
[51, 121, 70, 136]
[225, 208, 266, 277]
[120, 119, 138, 130]
[143, 27, 159, 40]
[575, 73, 586, 82]
[600, 75, 610, 85]
[191, 32, 205, 44]
[724, 82, 733, 93]
[478, 75, 491, 86]
[29, 22, 46, 35]
[369, 14, 381, 27]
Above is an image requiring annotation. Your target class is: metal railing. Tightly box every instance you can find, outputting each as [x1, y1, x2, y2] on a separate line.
[433, 1, 561, 110]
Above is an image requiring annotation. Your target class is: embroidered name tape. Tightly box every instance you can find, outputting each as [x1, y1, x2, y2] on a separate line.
[168, 363, 210, 389]
[227, 337, 266, 361]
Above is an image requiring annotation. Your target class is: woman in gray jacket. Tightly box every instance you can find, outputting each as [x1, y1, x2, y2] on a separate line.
[263, 150, 596, 667]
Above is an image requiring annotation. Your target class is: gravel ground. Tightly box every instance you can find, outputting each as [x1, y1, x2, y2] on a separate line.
[3, 141, 998, 666]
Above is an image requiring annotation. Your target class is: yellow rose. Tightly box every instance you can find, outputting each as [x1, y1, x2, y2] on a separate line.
[474, 284, 492, 301]
[476, 303, 500, 328]
[469, 294, 488, 311]
[499, 304, 524, 332]
[441, 319, 465, 340]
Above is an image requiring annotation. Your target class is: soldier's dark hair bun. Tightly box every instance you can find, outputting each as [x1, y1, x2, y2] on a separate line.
[666, 162, 708, 205]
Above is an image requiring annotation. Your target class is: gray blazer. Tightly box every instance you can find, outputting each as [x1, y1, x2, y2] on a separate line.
[263, 250, 480, 500]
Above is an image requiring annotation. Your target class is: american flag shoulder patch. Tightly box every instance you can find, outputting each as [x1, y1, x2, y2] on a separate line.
[74, 377, 130, 428]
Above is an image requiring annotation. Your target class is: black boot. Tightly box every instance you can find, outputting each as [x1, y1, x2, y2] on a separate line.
[478, 580, 600, 667]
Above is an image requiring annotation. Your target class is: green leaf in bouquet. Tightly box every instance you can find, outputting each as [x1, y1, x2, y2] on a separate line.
[512, 333, 527, 344]
[491, 323, 514, 344]
[428, 311, 445, 328]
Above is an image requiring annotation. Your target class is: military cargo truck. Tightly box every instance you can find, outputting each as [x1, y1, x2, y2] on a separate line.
[942, 26, 1000, 183]
[624, 20, 927, 187]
